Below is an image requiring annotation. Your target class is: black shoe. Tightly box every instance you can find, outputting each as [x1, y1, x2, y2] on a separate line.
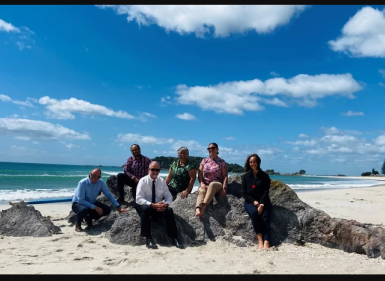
[171, 237, 184, 249]
[146, 238, 158, 249]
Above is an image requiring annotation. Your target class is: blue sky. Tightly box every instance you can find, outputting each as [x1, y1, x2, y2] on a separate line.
[0, 5, 385, 176]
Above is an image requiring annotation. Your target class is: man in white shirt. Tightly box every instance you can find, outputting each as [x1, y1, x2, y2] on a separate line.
[136, 161, 183, 249]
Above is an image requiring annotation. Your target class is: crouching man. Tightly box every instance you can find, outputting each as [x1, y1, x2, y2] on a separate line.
[72, 168, 127, 232]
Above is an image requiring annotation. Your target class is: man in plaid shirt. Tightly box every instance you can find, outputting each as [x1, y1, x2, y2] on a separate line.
[117, 144, 151, 205]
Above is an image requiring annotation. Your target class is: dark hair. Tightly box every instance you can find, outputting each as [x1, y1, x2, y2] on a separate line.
[131, 144, 141, 150]
[244, 154, 261, 173]
[208, 142, 219, 155]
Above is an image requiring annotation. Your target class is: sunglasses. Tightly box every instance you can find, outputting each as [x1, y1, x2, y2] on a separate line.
[90, 173, 101, 179]
[150, 168, 161, 172]
[207, 147, 216, 150]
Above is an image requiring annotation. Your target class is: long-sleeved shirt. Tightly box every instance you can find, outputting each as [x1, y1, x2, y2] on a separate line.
[72, 176, 120, 209]
[136, 175, 173, 206]
[241, 170, 271, 206]
[123, 154, 152, 180]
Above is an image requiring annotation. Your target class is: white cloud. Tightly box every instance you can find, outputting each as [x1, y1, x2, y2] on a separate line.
[379, 69, 385, 78]
[321, 135, 358, 144]
[160, 96, 174, 107]
[321, 126, 340, 135]
[137, 112, 158, 122]
[175, 73, 362, 115]
[270, 71, 280, 77]
[285, 139, 317, 146]
[98, 5, 308, 38]
[38, 96, 136, 120]
[16, 41, 31, 51]
[0, 94, 11, 102]
[225, 136, 235, 140]
[283, 126, 385, 161]
[298, 133, 309, 138]
[379, 82, 385, 87]
[0, 118, 90, 141]
[170, 140, 205, 153]
[329, 6, 385, 58]
[0, 19, 35, 51]
[261, 97, 288, 107]
[21, 26, 35, 34]
[374, 135, 385, 146]
[0, 19, 20, 33]
[61, 142, 80, 149]
[116, 133, 174, 145]
[341, 110, 364, 116]
[176, 112, 196, 120]
[0, 94, 35, 107]
[320, 126, 362, 136]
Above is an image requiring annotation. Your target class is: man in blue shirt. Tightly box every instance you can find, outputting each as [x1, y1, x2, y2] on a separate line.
[72, 168, 127, 232]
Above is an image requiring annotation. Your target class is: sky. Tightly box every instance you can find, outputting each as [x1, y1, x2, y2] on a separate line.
[0, 5, 385, 176]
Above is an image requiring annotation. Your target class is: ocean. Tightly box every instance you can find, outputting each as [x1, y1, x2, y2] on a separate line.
[0, 161, 383, 203]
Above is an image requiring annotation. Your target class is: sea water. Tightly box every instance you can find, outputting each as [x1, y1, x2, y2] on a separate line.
[0, 161, 382, 203]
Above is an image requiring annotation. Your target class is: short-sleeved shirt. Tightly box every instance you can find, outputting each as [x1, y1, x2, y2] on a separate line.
[200, 157, 227, 185]
[168, 159, 197, 193]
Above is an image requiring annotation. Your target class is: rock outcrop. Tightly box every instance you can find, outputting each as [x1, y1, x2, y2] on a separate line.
[96, 175, 384, 259]
[0, 201, 61, 237]
[2, 174, 384, 260]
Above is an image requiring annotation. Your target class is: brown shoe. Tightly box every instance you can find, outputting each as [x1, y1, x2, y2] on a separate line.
[75, 223, 83, 232]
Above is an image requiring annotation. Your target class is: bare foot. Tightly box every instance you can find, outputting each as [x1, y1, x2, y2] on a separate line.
[195, 207, 202, 217]
[200, 203, 207, 216]
[257, 234, 263, 249]
[263, 241, 270, 249]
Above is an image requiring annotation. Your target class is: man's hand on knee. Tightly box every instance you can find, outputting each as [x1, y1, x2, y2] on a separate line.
[94, 206, 103, 215]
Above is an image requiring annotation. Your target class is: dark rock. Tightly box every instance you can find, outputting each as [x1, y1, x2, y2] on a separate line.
[102, 175, 385, 259]
[7, 175, 383, 260]
[105, 175, 132, 201]
[0, 201, 61, 237]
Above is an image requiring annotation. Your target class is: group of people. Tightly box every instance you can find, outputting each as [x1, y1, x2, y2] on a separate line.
[71, 142, 272, 250]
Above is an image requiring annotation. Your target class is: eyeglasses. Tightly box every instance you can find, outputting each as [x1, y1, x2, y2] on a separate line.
[150, 168, 161, 172]
[207, 147, 216, 150]
[90, 173, 101, 179]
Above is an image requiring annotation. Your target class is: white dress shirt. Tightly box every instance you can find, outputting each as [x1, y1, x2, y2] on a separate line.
[136, 175, 173, 206]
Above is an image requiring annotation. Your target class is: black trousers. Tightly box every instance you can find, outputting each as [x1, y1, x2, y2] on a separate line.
[137, 204, 178, 238]
[72, 201, 111, 225]
[117, 173, 138, 200]
[244, 201, 272, 243]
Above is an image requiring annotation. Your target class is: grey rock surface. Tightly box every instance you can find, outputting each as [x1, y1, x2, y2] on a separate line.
[0, 201, 61, 237]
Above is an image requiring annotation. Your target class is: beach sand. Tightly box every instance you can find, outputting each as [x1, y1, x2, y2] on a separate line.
[1, 177, 385, 274]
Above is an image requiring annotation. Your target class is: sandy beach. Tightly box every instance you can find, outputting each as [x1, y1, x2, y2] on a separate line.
[1, 176, 385, 274]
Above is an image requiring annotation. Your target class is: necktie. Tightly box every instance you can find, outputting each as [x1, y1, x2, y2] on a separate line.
[152, 180, 156, 203]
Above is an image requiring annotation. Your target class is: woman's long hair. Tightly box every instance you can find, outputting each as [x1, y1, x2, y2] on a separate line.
[244, 153, 261, 173]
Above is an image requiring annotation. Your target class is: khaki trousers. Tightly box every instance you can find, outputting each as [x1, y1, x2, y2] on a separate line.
[196, 181, 223, 208]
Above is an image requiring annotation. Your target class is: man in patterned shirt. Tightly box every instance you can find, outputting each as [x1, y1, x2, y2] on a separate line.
[117, 144, 151, 205]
